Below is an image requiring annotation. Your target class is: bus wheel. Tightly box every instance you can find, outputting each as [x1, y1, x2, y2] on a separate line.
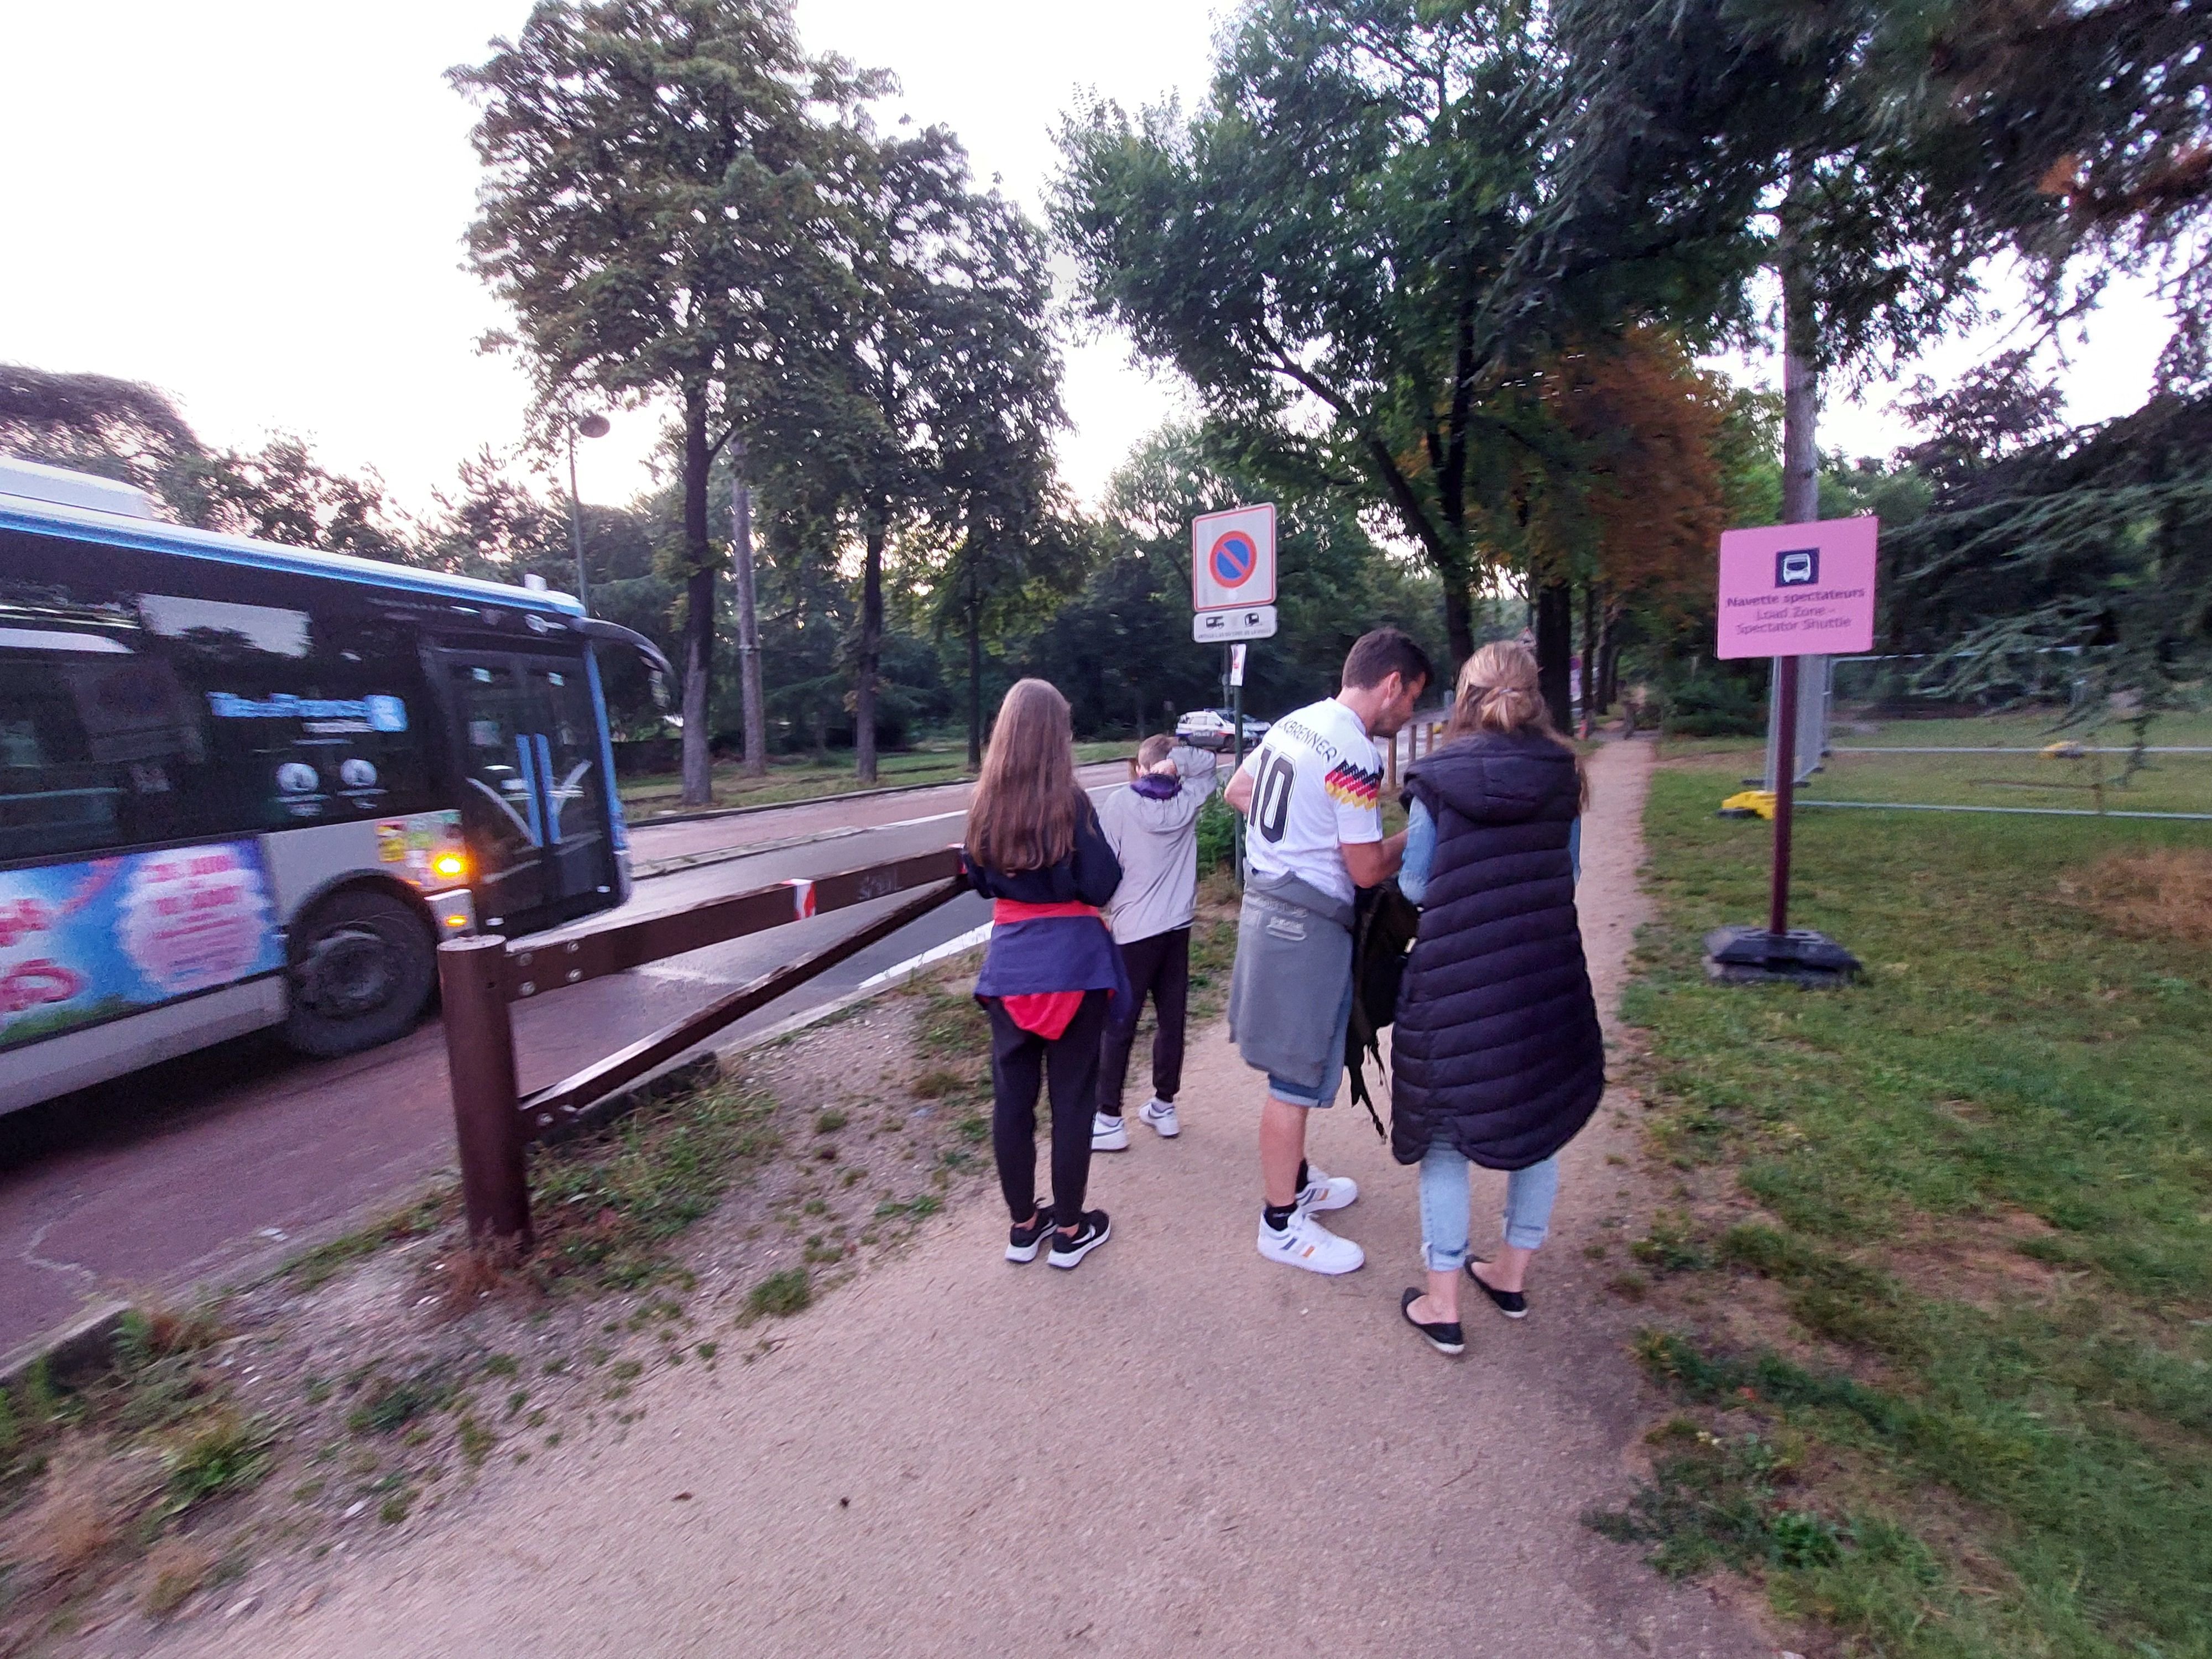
[283, 888, 437, 1057]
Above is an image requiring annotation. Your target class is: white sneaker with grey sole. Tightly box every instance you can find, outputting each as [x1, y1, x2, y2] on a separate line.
[1091, 1112, 1130, 1152]
[1256, 1210, 1365, 1275]
[1138, 1098, 1180, 1138]
[1297, 1165, 1358, 1212]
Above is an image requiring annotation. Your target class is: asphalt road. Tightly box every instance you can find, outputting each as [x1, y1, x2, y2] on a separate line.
[0, 766, 1126, 1357]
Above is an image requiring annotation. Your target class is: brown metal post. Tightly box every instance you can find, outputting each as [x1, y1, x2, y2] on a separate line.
[1768, 655, 1799, 938]
[439, 936, 530, 1248]
[1385, 722, 1399, 795]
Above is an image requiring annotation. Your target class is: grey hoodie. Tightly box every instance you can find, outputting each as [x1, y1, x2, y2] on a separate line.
[1097, 744, 1219, 944]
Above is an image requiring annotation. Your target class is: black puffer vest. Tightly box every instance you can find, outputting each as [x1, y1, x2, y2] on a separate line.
[1389, 732, 1604, 1170]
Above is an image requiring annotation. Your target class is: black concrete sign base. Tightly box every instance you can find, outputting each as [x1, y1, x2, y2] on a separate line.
[1703, 925, 1862, 988]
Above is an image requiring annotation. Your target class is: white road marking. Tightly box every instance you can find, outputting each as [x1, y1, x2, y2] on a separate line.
[854, 922, 995, 991]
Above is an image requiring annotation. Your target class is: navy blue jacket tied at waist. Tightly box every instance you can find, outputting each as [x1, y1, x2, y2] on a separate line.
[962, 806, 1129, 1001]
[1389, 732, 1604, 1170]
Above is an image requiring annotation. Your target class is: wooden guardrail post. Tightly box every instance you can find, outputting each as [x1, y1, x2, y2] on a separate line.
[438, 936, 530, 1249]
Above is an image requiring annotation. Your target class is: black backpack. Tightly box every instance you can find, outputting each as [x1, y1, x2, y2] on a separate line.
[1344, 879, 1421, 1138]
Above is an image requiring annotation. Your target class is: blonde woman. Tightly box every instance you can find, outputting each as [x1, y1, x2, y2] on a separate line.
[962, 680, 1126, 1270]
[1390, 641, 1603, 1355]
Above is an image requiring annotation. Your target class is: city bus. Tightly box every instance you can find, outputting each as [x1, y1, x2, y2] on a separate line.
[0, 456, 671, 1112]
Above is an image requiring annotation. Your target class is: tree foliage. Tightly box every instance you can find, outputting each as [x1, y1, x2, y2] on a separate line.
[455, 0, 877, 802]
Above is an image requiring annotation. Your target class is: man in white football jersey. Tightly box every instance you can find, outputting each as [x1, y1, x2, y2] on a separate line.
[1225, 628, 1430, 1275]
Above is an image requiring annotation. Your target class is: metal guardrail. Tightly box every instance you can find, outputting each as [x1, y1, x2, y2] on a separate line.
[437, 848, 968, 1247]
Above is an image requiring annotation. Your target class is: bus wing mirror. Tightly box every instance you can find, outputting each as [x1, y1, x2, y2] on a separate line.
[571, 618, 674, 703]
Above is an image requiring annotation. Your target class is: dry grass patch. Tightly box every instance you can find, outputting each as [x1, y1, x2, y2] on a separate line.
[2059, 847, 2212, 944]
[140, 1536, 216, 1616]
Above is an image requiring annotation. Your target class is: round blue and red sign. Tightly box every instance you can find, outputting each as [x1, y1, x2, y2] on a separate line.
[1208, 530, 1259, 590]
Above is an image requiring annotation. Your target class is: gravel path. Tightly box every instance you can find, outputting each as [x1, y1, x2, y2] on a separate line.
[187, 734, 1772, 1659]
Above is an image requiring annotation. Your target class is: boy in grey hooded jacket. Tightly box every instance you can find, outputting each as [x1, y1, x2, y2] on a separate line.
[1092, 735, 1218, 1149]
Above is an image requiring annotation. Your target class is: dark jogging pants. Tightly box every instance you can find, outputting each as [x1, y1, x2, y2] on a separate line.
[983, 989, 1110, 1225]
[1097, 926, 1190, 1117]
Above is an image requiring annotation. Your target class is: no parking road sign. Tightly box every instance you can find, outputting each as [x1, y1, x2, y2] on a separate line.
[1192, 503, 1276, 612]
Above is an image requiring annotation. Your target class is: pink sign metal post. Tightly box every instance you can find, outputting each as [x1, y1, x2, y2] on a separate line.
[1707, 516, 1878, 985]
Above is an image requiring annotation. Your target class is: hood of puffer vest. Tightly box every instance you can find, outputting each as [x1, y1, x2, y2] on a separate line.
[1404, 732, 1579, 822]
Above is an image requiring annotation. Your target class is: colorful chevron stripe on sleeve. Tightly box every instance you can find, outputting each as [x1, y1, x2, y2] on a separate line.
[1323, 760, 1382, 810]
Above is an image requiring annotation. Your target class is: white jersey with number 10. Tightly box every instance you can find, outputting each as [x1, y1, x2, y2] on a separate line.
[1235, 697, 1383, 908]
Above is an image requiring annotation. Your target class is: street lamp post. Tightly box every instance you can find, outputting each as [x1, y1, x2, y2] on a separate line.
[566, 411, 611, 613]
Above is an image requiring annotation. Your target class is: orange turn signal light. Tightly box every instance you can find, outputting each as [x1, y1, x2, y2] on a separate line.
[432, 853, 468, 879]
[444, 913, 469, 928]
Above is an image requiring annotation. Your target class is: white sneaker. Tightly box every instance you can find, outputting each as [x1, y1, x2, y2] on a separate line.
[1091, 1112, 1130, 1152]
[1297, 1165, 1358, 1212]
[1256, 1210, 1365, 1275]
[1138, 1098, 1180, 1139]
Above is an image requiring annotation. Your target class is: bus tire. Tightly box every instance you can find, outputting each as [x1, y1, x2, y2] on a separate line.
[282, 887, 437, 1058]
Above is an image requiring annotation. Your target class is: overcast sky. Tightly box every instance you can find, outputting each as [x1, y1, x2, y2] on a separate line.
[0, 2, 2171, 520]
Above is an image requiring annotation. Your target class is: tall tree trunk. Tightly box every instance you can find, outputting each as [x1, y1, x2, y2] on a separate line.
[960, 553, 978, 774]
[677, 387, 716, 808]
[1578, 580, 1600, 731]
[731, 440, 765, 779]
[1780, 200, 1819, 527]
[966, 575, 983, 770]
[855, 510, 885, 783]
[1442, 576, 1475, 679]
[1596, 598, 1619, 714]
[1535, 579, 1573, 733]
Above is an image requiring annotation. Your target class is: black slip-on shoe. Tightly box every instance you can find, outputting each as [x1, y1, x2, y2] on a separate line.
[1465, 1260, 1529, 1318]
[1400, 1288, 1465, 1355]
[1006, 1204, 1056, 1264]
[1047, 1210, 1111, 1269]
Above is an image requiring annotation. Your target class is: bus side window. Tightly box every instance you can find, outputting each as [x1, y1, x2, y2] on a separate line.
[0, 645, 204, 863]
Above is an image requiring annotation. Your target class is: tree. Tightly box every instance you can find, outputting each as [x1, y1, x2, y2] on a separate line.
[0, 366, 204, 499]
[914, 170, 1068, 768]
[455, 0, 878, 806]
[792, 126, 1065, 781]
[1893, 388, 2211, 714]
[1053, 0, 1786, 671]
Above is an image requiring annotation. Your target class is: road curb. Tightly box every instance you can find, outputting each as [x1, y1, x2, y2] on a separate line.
[0, 1298, 134, 1391]
[623, 757, 1133, 832]
[623, 772, 977, 829]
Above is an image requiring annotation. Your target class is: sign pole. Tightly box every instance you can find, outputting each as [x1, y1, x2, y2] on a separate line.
[1767, 654, 1798, 937]
[1229, 643, 1247, 881]
[1704, 514, 1877, 987]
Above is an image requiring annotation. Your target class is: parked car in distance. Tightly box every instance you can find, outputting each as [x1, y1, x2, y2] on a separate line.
[1174, 707, 1271, 752]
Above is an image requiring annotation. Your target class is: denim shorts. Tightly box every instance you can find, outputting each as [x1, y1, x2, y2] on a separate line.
[1265, 971, 1355, 1109]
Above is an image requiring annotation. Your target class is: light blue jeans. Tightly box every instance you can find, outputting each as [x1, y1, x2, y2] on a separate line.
[1418, 1145, 1562, 1271]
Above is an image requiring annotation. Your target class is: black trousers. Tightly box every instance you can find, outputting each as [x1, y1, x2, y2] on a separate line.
[1098, 927, 1191, 1116]
[983, 989, 1110, 1224]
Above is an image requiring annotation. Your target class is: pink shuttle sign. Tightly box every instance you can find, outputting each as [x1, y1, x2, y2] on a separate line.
[1716, 515, 1879, 659]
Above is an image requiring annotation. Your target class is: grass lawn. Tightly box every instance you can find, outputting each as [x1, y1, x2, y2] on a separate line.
[619, 739, 1135, 818]
[1597, 735, 2212, 1658]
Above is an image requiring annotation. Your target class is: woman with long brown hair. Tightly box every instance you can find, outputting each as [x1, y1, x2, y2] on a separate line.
[962, 680, 1126, 1269]
[1388, 641, 1603, 1355]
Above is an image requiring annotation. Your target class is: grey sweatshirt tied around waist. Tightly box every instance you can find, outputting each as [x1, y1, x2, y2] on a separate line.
[1227, 870, 1355, 1093]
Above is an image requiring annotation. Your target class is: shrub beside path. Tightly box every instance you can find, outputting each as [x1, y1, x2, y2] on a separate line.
[191, 735, 1771, 1658]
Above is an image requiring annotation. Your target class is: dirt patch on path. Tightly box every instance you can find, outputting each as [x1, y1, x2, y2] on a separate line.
[160, 735, 1770, 1659]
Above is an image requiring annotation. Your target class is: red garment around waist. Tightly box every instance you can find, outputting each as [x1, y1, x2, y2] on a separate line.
[1000, 990, 1087, 1040]
[988, 901, 1108, 1035]
[991, 900, 1100, 924]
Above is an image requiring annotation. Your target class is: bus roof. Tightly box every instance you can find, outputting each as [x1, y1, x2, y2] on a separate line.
[0, 468, 586, 618]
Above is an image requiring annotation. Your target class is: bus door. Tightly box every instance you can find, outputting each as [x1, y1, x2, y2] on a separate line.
[437, 650, 618, 932]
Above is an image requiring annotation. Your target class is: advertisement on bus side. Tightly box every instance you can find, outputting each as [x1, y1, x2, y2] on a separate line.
[0, 841, 284, 1051]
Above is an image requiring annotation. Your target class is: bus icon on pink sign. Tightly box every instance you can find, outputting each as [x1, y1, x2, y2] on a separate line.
[1716, 515, 1879, 659]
